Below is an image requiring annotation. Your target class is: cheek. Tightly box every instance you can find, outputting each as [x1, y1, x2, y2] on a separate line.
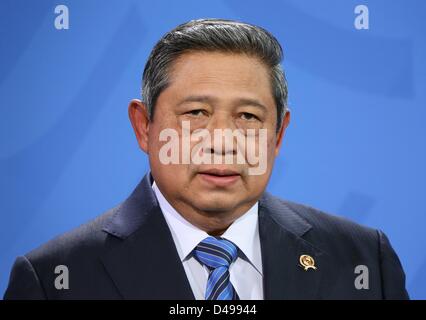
[148, 118, 176, 148]
[147, 127, 160, 156]
[244, 174, 269, 196]
[267, 131, 279, 153]
[258, 131, 277, 163]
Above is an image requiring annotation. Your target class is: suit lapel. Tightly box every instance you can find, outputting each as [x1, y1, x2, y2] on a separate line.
[259, 193, 331, 299]
[100, 174, 194, 299]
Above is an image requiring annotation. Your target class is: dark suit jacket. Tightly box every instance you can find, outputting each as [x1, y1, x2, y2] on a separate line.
[3, 173, 409, 299]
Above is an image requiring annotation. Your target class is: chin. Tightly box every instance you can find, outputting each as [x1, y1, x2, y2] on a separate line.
[194, 196, 241, 213]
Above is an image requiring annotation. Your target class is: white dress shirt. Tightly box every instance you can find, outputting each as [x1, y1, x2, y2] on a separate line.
[152, 182, 264, 300]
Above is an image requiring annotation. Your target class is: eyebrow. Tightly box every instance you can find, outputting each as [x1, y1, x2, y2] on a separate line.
[176, 95, 217, 107]
[176, 95, 268, 112]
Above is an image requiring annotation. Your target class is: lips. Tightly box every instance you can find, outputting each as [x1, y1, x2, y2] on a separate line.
[197, 168, 241, 187]
[199, 168, 240, 176]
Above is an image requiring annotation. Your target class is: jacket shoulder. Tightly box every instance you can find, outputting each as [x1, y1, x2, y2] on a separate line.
[263, 193, 380, 252]
[25, 206, 119, 265]
[266, 193, 378, 233]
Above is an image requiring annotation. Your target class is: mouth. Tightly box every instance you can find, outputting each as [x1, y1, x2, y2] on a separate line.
[197, 168, 241, 187]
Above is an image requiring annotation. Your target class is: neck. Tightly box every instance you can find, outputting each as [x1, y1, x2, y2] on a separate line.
[170, 198, 256, 235]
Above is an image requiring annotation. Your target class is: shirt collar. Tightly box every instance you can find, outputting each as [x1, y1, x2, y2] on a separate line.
[152, 182, 262, 275]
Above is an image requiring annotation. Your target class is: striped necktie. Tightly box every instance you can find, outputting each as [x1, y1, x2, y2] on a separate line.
[193, 236, 239, 300]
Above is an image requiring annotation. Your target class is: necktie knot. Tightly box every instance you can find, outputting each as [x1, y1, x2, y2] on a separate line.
[194, 236, 238, 270]
[193, 236, 239, 300]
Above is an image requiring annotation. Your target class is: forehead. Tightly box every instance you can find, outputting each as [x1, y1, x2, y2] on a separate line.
[164, 51, 275, 106]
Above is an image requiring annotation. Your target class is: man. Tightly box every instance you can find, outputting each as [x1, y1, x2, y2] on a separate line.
[4, 19, 408, 300]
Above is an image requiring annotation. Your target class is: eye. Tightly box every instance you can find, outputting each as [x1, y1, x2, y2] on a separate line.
[240, 112, 259, 121]
[186, 109, 206, 117]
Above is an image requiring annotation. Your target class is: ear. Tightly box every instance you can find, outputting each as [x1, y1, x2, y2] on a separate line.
[274, 109, 291, 157]
[128, 99, 150, 154]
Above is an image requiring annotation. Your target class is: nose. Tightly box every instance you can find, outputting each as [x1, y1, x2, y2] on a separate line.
[204, 113, 238, 157]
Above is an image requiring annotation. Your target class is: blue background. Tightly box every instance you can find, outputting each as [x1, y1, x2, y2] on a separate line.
[1, 0, 425, 299]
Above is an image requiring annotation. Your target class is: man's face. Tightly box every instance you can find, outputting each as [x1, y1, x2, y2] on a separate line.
[133, 51, 289, 216]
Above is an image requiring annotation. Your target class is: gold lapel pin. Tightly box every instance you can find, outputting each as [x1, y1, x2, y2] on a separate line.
[299, 254, 317, 271]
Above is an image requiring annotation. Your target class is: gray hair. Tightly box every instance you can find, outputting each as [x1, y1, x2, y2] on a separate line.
[142, 18, 288, 131]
